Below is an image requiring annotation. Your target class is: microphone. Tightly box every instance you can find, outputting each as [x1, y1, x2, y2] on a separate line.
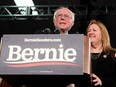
[76, 31, 79, 34]
[54, 29, 60, 34]
[42, 28, 51, 34]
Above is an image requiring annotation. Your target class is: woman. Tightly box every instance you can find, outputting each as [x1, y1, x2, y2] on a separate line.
[86, 20, 116, 87]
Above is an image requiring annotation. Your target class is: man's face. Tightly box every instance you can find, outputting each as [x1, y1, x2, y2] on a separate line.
[53, 8, 74, 31]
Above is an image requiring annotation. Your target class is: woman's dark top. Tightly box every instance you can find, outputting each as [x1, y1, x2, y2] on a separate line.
[91, 51, 116, 87]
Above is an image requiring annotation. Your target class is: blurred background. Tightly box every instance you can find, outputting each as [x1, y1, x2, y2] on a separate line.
[0, 0, 116, 47]
[0, 0, 116, 87]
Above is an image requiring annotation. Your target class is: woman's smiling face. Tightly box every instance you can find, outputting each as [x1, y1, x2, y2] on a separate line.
[87, 24, 102, 44]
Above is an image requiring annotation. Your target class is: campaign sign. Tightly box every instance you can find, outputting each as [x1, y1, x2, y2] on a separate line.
[0, 34, 84, 75]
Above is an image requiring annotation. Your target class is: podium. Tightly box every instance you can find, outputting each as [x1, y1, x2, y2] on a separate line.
[0, 34, 91, 87]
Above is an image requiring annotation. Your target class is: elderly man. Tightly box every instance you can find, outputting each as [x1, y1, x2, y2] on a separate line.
[53, 7, 75, 34]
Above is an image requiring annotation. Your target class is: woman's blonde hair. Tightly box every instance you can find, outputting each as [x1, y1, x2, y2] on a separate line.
[86, 20, 116, 54]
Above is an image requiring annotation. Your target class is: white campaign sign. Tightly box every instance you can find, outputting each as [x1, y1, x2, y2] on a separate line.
[0, 34, 84, 75]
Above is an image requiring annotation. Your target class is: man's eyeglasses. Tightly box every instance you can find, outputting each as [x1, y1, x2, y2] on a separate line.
[56, 14, 72, 19]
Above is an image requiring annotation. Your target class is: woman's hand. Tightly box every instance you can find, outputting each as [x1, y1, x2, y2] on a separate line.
[92, 73, 102, 86]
